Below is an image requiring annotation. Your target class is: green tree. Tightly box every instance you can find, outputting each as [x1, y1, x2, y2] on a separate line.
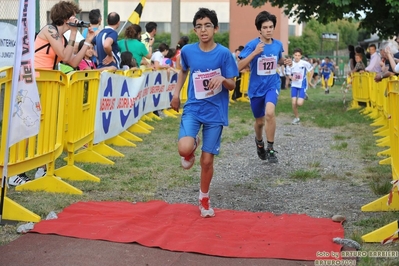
[144, 32, 230, 50]
[236, 0, 398, 38]
[288, 19, 359, 56]
[187, 31, 230, 47]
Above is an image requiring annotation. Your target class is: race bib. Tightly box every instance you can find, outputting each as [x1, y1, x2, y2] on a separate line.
[293, 72, 303, 80]
[193, 69, 222, 99]
[257, 56, 277, 75]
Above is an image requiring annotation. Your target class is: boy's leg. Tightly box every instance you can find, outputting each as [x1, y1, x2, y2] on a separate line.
[178, 113, 201, 169]
[264, 90, 279, 163]
[323, 74, 330, 93]
[199, 152, 214, 194]
[250, 96, 267, 160]
[265, 102, 276, 143]
[291, 87, 300, 124]
[198, 124, 222, 217]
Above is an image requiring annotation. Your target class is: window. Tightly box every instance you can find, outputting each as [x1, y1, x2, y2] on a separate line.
[288, 25, 296, 36]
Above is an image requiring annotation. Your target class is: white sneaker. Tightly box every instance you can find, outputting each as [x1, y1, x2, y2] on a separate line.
[291, 117, 300, 125]
[9, 173, 31, 186]
[35, 167, 46, 179]
[199, 197, 215, 218]
[181, 135, 200, 170]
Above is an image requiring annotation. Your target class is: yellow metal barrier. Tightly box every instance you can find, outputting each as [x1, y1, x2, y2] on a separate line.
[55, 70, 112, 182]
[361, 79, 399, 242]
[236, 70, 250, 102]
[349, 72, 371, 110]
[13, 69, 82, 194]
[387, 80, 399, 181]
[367, 77, 387, 119]
[0, 67, 41, 222]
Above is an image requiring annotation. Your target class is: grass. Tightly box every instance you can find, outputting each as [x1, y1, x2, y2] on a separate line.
[290, 169, 321, 180]
[1, 84, 398, 263]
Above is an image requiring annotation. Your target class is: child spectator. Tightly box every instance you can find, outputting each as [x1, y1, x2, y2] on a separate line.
[77, 40, 96, 70]
[120, 51, 138, 70]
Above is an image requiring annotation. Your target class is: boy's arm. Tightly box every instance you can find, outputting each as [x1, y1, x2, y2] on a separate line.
[222, 77, 236, 91]
[170, 69, 188, 112]
[238, 42, 264, 71]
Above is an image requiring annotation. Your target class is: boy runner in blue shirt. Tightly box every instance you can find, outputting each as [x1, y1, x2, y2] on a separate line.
[320, 56, 335, 94]
[170, 8, 238, 218]
[238, 11, 292, 163]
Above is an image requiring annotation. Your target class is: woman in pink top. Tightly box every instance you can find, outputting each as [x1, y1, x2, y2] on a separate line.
[34, 1, 95, 70]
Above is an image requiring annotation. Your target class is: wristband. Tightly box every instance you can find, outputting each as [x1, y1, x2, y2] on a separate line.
[68, 40, 75, 46]
[84, 41, 91, 47]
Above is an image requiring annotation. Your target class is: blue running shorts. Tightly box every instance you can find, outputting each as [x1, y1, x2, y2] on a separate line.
[250, 89, 279, 118]
[178, 112, 223, 155]
[291, 87, 306, 99]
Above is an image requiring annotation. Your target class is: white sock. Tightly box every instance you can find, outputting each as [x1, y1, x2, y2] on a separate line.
[199, 190, 209, 200]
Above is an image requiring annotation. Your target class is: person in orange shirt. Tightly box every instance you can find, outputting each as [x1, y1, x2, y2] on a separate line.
[34, 1, 96, 71]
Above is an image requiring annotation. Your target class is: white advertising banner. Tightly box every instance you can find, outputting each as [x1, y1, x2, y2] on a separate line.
[9, 0, 41, 146]
[0, 22, 17, 68]
[94, 70, 178, 143]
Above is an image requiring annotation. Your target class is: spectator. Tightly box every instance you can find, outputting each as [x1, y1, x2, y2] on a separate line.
[351, 53, 366, 73]
[171, 36, 189, 69]
[365, 44, 381, 73]
[77, 39, 96, 70]
[141, 22, 157, 65]
[34, 1, 95, 71]
[232, 45, 244, 100]
[151, 43, 170, 69]
[93, 12, 120, 70]
[82, 9, 102, 38]
[348, 45, 355, 70]
[355, 46, 368, 67]
[162, 48, 176, 67]
[118, 24, 152, 69]
[277, 63, 286, 90]
[120, 51, 138, 70]
[82, 8, 102, 67]
[310, 58, 320, 88]
[377, 40, 399, 82]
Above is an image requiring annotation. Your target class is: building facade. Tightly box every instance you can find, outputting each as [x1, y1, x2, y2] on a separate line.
[0, 0, 289, 52]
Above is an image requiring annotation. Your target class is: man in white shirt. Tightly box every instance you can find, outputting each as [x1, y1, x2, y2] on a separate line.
[365, 44, 382, 73]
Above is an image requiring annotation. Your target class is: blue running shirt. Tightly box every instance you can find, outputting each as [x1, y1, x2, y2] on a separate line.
[239, 38, 284, 98]
[180, 43, 238, 126]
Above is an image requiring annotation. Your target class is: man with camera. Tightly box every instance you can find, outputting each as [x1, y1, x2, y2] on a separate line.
[141, 22, 157, 66]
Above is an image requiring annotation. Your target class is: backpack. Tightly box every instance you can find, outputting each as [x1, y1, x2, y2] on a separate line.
[35, 23, 68, 70]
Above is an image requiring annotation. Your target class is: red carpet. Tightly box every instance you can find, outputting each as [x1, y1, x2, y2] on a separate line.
[30, 201, 344, 261]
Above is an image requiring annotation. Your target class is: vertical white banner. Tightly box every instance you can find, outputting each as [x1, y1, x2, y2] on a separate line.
[9, 0, 41, 146]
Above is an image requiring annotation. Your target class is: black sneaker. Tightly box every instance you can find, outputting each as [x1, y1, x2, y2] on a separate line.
[255, 139, 267, 160]
[325, 89, 329, 94]
[267, 149, 278, 163]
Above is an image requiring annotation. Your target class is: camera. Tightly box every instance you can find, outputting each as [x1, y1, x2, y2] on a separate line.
[67, 20, 90, 28]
